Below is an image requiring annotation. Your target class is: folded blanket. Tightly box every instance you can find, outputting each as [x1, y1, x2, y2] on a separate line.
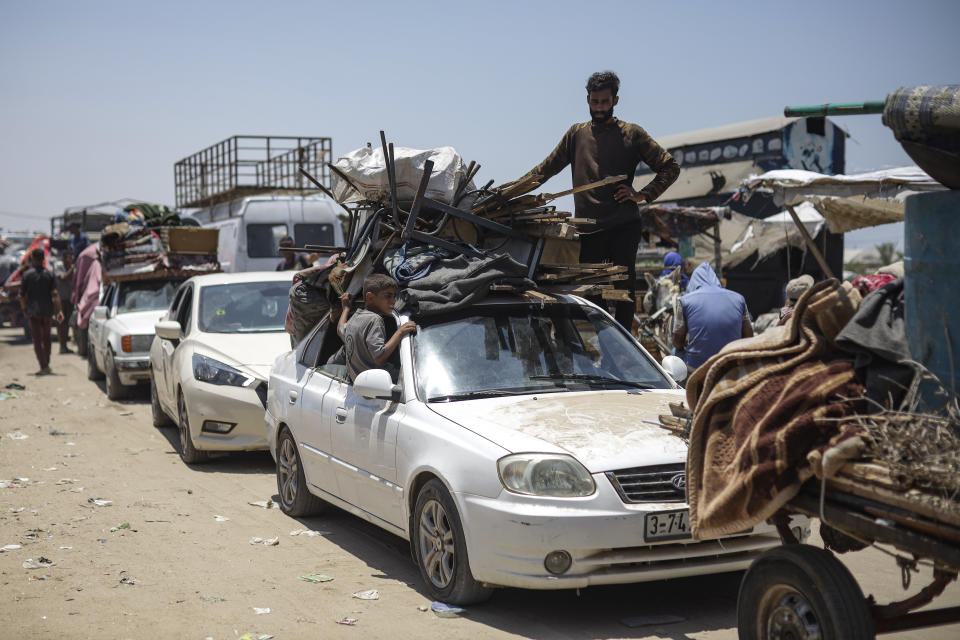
[686, 279, 865, 539]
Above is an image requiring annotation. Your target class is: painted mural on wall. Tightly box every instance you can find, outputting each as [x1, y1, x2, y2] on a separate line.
[636, 118, 845, 177]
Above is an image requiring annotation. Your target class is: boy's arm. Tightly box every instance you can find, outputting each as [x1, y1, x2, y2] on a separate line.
[337, 292, 352, 338]
[373, 321, 417, 366]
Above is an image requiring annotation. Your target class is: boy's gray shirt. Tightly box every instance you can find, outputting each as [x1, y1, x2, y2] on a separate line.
[341, 308, 386, 382]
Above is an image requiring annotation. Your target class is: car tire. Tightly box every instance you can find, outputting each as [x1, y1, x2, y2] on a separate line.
[87, 348, 104, 381]
[177, 391, 208, 464]
[413, 479, 493, 605]
[150, 374, 173, 428]
[276, 427, 325, 517]
[737, 544, 873, 640]
[104, 351, 127, 400]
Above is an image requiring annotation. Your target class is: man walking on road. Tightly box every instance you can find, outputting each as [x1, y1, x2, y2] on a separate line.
[19, 248, 64, 375]
[53, 248, 75, 353]
[517, 70, 680, 329]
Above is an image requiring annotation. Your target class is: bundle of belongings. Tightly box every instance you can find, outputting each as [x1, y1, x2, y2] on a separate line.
[679, 276, 960, 541]
[100, 203, 219, 280]
[286, 141, 633, 344]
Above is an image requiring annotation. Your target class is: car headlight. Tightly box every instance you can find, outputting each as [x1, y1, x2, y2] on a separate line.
[497, 453, 596, 497]
[192, 353, 254, 387]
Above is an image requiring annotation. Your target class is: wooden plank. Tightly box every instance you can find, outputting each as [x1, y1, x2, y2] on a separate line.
[601, 289, 633, 301]
[827, 471, 960, 530]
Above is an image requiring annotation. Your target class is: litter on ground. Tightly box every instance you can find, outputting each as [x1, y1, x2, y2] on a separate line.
[253, 607, 271, 615]
[299, 574, 334, 583]
[431, 602, 465, 618]
[249, 536, 279, 546]
[289, 529, 330, 537]
[352, 589, 380, 600]
[336, 617, 358, 626]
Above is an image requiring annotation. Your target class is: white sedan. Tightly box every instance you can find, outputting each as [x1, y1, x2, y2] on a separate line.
[266, 294, 807, 604]
[150, 271, 292, 464]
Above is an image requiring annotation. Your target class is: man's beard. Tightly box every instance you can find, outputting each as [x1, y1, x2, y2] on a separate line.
[590, 107, 614, 124]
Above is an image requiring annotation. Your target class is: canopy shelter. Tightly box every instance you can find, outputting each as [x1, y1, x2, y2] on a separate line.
[638, 205, 725, 276]
[738, 166, 946, 278]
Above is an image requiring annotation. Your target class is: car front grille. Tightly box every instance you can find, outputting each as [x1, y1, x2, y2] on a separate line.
[607, 463, 686, 503]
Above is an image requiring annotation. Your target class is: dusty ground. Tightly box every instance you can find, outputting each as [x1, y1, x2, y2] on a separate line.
[1, 325, 958, 640]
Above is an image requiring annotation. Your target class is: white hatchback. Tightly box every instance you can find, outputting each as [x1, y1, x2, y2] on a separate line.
[150, 271, 292, 464]
[266, 295, 805, 604]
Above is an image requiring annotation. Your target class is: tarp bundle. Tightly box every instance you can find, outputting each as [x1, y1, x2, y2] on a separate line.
[331, 146, 475, 205]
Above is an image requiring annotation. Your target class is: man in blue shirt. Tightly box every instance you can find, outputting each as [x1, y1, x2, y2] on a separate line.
[673, 262, 753, 370]
[68, 222, 89, 260]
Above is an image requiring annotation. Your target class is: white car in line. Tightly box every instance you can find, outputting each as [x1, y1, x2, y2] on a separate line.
[87, 278, 182, 399]
[266, 294, 807, 604]
[150, 271, 293, 464]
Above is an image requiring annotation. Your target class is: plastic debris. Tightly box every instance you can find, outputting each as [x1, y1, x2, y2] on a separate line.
[5, 383, 25, 390]
[49, 427, 69, 436]
[619, 614, 687, 628]
[1, 544, 22, 552]
[299, 574, 334, 583]
[238, 634, 274, 640]
[431, 602, 465, 618]
[417, 605, 429, 612]
[7, 432, 28, 440]
[8, 507, 24, 513]
[352, 589, 380, 600]
[23, 557, 56, 569]
[59, 546, 72, 550]
[213, 515, 230, 522]
[70, 487, 84, 493]
[289, 529, 330, 537]
[87, 498, 112, 506]
[248, 500, 277, 509]
[56, 479, 79, 485]
[30, 573, 53, 581]
[0, 392, 19, 400]
[253, 607, 271, 615]
[110, 522, 132, 532]
[201, 595, 227, 602]
[249, 536, 280, 546]
[42, 467, 57, 471]
[119, 576, 136, 585]
[336, 617, 358, 626]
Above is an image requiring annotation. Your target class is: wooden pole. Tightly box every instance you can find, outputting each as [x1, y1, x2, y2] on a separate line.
[786, 203, 835, 280]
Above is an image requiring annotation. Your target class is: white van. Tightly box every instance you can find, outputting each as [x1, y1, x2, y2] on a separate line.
[186, 194, 346, 272]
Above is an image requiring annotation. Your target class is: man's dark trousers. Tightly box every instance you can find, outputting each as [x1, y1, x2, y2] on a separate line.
[579, 220, 642, 330]
[28, 316, 52, 369]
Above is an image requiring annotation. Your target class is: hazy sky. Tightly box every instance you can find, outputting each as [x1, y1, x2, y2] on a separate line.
[2, 0, 957, 248]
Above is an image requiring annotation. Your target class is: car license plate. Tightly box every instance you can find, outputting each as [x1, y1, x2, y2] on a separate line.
[644, 509, 691, 541]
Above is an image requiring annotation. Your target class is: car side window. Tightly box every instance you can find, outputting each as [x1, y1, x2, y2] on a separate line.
[298, 319, 327, 368]
[168, 287, 186, 320]
[100, 283, 115, 307]
[176, 286, 193, 336]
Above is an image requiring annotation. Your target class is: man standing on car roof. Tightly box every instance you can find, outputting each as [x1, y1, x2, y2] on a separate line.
[515, 70, 680, 330]
[19, 248, 64, 375]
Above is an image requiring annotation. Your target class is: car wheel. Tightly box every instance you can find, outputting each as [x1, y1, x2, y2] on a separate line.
[737, 544, 873, 640]
[177, 391, 208, 464]
[87, 348, 104, 381]
[104, 351, 127, 400]
[413, 479, 492, 605]
[276, 428, 325, 517]
[150, 374, 173, 428]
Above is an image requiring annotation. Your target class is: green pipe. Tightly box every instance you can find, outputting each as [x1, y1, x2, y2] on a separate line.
[783, 100, 886, 117]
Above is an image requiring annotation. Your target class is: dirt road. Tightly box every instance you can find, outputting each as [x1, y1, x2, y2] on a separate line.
[1, 326, 957, 639]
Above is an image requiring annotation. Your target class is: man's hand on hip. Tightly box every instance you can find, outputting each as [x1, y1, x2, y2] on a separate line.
[614, 184, 647, 204]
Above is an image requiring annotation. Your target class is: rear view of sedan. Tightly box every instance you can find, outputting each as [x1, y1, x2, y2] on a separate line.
[149, 272, 292, 464]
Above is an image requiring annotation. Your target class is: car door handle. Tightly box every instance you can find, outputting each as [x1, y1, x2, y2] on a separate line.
[335, 408, 348, 424]
[288, 390, 298, 404]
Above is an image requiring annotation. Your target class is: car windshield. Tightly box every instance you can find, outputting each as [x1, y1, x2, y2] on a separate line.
[198, 281, 290, 333]
[116, 280, 179, 314]
[413, 302, 672, 402]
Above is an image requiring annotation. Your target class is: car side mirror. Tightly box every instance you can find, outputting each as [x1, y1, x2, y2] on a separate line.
[92, 305, 108, 320]
[661, 355, 688, 384]
[353, 369, 401, 402]
[155, 320, 182, 341]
